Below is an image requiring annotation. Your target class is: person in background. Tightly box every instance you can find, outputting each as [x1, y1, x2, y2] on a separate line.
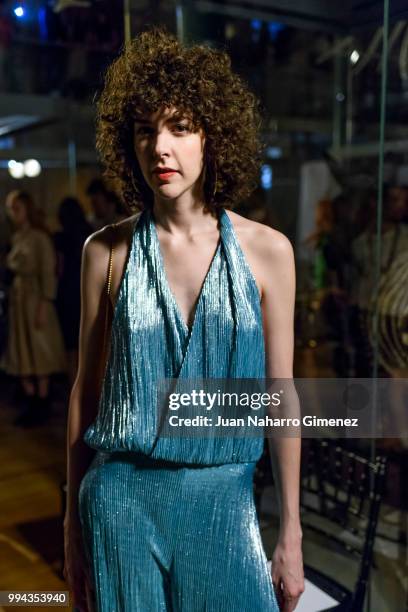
[350, 184, 408, 376]
[305, 197, 350, 375]
[86, 179, 126, 230]
[55, 197, 92, 385]
[3, 190, 66, 426]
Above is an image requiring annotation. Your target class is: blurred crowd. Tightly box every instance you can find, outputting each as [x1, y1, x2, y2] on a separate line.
[0, 179, 126, 427]
[305, 183, 408, 380]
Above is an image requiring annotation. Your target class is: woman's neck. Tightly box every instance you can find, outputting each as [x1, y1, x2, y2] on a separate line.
[152, 197, 218, 237]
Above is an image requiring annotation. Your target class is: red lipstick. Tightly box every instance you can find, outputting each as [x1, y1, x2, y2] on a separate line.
[153, 166, 179, 181]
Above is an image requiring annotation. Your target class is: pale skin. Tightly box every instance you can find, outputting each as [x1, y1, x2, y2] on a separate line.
[64, 106, 304, 612]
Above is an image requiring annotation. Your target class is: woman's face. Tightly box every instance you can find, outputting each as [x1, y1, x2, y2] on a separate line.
[133, 106, 206, 204]
[5, 196, 28, 227]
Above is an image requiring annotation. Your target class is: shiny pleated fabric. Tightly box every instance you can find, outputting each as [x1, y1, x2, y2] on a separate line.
[79, 208, 279, 611]
[84, 208, 265, 464]
[79, 453, 278, 611]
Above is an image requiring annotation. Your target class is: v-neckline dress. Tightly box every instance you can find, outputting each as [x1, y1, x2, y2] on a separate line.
[79, 207, 280, 612]
[149, 209, 222, 337]
[84, 206, 266, 464]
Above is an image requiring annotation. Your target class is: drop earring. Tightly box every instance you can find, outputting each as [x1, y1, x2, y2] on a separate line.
[213, 165, 218, 199]
[131, 169, 138, 195]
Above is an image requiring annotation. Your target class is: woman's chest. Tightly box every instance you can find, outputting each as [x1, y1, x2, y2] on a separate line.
[156, 236, 221, 329]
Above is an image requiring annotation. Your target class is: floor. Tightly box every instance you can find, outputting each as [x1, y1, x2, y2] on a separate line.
[0, 376, 67, 612]
[0, 343, 407, 612]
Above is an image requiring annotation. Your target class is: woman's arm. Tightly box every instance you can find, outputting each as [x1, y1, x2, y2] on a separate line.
[63, 228, 111, 610]
[65, 229, 111, 527]
[261, 233, 300, 534]
[259, 229, 304, 611]
[37, 231, 58, 301]
[34, 231, 58, 329]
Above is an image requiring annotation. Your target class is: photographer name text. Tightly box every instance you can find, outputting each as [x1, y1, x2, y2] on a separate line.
[167, 415, 359, 428]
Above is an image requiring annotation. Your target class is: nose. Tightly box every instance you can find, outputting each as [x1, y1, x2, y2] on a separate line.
[152, 128, 171, 158]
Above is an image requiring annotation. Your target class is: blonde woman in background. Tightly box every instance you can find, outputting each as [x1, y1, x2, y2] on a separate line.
[4, 190, 66, 427]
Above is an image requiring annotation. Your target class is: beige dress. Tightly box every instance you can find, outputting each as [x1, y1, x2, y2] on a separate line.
[4, 226, 66, 376]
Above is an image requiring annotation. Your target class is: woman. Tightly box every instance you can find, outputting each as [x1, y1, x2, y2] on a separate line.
[55, 197, 92, 385]
[304, 197, 350, 375]
[64, 28, 304, 612]
[351, 184, 408, 377]
[4, 190, 66, 426]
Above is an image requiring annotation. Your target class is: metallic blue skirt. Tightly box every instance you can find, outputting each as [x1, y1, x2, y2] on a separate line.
[79, 452, 279, 611]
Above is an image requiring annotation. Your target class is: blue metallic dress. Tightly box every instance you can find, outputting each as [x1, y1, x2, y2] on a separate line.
[79, 208, 279, 612]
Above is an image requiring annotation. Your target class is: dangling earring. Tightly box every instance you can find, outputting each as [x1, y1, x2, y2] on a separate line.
[130, 169, 138, 195]
[213, 165, 218, 199]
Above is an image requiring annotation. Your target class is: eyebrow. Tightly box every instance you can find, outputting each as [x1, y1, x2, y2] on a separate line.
[134, 114, 190, 125]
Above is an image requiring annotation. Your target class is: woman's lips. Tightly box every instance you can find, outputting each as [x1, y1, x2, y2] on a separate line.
[155, 171, 177, 180]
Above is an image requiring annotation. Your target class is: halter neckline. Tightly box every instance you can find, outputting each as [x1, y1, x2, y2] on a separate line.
[147, 208, 226, 335]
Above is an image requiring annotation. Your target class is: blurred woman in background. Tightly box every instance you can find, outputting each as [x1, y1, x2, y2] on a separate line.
[4, 190, 66, 426]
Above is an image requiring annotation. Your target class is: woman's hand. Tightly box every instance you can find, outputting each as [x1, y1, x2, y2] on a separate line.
[34, 299, 48, 329]
[271, 532, 304, 611]
[63, 518, 94, 612]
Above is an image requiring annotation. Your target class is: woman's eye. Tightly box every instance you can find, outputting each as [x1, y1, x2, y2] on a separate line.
[174, 123, 190, 133]
[135, 123, 191, 137]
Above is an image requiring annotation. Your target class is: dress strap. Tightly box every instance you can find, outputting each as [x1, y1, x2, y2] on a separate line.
[219, 209, 261, 302]
[100, 224, 115, 380]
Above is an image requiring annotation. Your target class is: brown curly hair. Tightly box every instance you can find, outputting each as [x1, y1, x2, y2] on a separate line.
[96, 27, 264, 212]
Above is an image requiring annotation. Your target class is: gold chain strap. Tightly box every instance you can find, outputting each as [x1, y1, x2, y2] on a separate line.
[101, 225, 115, 378]
[106, 234, 114, 299]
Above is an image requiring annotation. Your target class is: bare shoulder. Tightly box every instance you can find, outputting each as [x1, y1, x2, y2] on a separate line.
[84, 213, 140, 257]
[225, 210, 294, 299]
[112, 212, 142, 242]
[82, 213, 140, 285]
[226, 209, 294, 269]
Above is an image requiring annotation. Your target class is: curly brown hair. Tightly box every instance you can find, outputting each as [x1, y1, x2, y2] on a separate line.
[96, 27, 264, 212]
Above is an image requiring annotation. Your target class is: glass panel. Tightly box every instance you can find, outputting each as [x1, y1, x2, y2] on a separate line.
[1, 0, 124, 100]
